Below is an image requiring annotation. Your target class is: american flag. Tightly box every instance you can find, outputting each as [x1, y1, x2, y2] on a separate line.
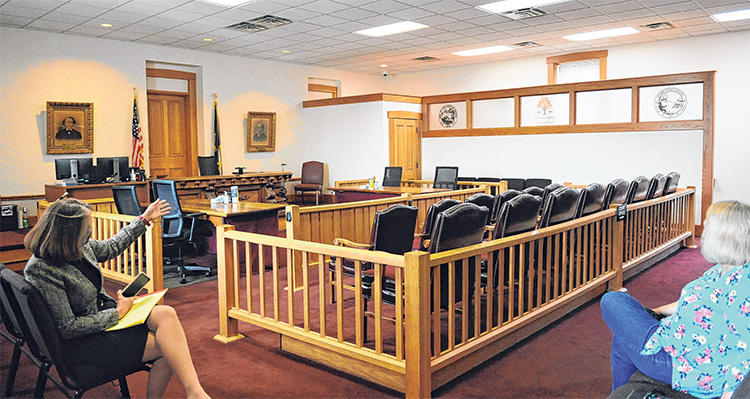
[213, 96, 222, 174]
[131, 92, 144, 168]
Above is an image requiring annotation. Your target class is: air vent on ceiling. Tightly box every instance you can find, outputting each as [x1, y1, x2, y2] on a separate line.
[514, 40, 539, 47]
[226, 15, 292, 32]
[413, 56, 439, 61]
[642, 21, 675, 30]
[501, 7, 546, 20]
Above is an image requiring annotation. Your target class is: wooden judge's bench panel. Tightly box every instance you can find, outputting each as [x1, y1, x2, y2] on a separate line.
[166, 171, 293, 202]
[44, 181, 149, 203]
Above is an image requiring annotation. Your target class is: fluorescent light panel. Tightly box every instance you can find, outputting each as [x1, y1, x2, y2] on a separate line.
[477, 0, 569, 14]
[712, 8, 750, 22]
[199, 0, 251, 6]
[453, 45, 514, 57]
[354, 21, 428, 37]
[563, 26, 639, 41]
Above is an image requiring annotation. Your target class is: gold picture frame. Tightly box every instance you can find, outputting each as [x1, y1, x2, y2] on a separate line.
[46, 102, 94, 154]
[247, 111, 276, 152]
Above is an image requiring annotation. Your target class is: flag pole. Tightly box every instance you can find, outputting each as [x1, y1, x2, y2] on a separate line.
[212, 93, 223, 175]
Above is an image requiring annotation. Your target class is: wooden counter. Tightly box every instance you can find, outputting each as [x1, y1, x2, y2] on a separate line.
[44, 181, 149, 203]
[169, 171, 293, 202]
[331, 186, 442, 203]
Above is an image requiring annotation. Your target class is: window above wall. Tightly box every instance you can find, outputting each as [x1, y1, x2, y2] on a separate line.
[308, 78, 340, 100]
[546, 50, 608, 85]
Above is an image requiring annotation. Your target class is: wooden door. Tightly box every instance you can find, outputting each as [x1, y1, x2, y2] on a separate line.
[388, 112, 422, 180]
[147, 93, 191, 178]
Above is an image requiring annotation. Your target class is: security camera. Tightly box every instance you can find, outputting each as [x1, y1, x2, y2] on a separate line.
[382, 70, 388, 77]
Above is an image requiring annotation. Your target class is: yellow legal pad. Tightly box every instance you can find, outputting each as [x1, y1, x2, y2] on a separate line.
[106, 289, 167, 331]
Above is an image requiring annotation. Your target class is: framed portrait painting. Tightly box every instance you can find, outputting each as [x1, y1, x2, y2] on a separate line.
[247, 111, 276, 152]
[46, 102, 94, 154]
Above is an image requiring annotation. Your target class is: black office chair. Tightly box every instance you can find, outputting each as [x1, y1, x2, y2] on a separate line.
[382, 166, 402, 188]
[524, 178, 552, 189]
[151, 180, 213, 284]
[626, 176, 650, 204]
[540, 183, 563, 215]
[475, 177, 502, 195]
[433, 166, 459, 190]
[579, 183, 608, 217]
[606, 178, 630, 206]
[415, 198, 461, 251]
[538, 187, 586, 229]
[112, 185, 142, 216]
[522, 186, 544, 197]
[646, 173, 667, 200]
[663, 171, 681, 196]
[501, 178, 526, 191]
[0, 268, 149, 398]
[197, 156, 220, 176]
[0, 262, 34, 397]
[490, 189, 521, 224]
[465, 193, 495, 226]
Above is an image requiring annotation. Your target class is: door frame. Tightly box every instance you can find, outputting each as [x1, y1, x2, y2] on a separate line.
[388, 111, 422, 180]
[145, 68, 199, 177]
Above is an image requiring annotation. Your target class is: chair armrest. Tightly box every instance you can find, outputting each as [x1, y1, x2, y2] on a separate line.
[414, 233, 429, 239]
[333, 238, 372, 250]
[486, 224, 495, 232]
[184, 212, 206, 219]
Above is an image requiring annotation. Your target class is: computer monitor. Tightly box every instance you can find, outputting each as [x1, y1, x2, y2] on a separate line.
[96, 156, 129, 182]
[54, 157, 94, 181]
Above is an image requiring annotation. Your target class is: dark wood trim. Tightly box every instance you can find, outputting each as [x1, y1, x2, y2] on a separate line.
[422, 121, 704, 137]
[1, 194, 44, 201]
[387, 111, 421, 119]
[146, 89, 189, 97]
[145, 68, 196, 80]
[303, 93, 421, 108]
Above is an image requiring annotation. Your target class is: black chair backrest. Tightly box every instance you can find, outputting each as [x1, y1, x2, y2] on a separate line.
[502, 178, 526, 191]
[663, 171, 680, 196]
[491, 189, 522, 224]
[475, 177, 502, 195]
[524, 178, 552, 189]
[646, 173, 667, 200]
[301, 161, 324, 185]
[421, 199, 461, 237]
[541, 183, 563, 209]
[427, 203, 488, 254]
[493, 194, 542, 239]
[626, 176, 650, 204]
[606, 178, 630, 205]
[465, 193, 495, 225]
[433, 166, 459, 190]
[151, 180, 184, 238]
[457, 176, 476, 182]
[539, 187, 584, 228]
[382, 166, 402, 188]
[522, 186, 544, 197]
[112, 185, 141, 216]
[197, 156, 220, 176]
[579, 182, 607, 216]
[0, 263, 24, 341]
[370, 205, 418, 255]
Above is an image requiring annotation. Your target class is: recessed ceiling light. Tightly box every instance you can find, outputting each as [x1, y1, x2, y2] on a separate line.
[712, 8, 750, 22]
[354, 21, 428, 37]
[563, 26, 639, 41]
[453, 45, 514, 57]
[477, 0, 569, 14]
[199, 0, 252, 6]
[380, 64, 387, 67]
[203, 38, 213, 42]
[282, 50, 291, 53]
[100, 23, 113, 28]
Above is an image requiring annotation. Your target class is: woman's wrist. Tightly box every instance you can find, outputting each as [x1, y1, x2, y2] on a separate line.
[138, 215, 151, 226]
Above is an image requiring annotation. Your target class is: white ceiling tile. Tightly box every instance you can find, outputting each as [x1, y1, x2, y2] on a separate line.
[212, 8, 262, 22]
[594, 1, 643, 14]
[0, 4, 49, 18]
[235, 1, 291, 14]
[102, 29, 147, 40]
[173, 2, 226, 15]
[66, 25, 111, 35]
[133, 0, 190, 8]
[136, 35, 178, 44]
[329, 7, 378, 20]
[157, 9, 205, 22]
[40, 11, 91, 25]
[26, 19, 76, 31]
[114, 1, 169, 16]
[0, 13, 33, 26]
[304, 14, 349, 26]
[386, 7, 435, 20]
[116, 22, 163, 34]
[137, 16, 186, 29]
[96, 9, 146, 24]
[418, 0, 471, 14]
[411, 13, 457, 26]
[359, 0, 411, 14]
[355, 14, 403, 27]
[298, 0, 352, 13]
[4, 0, 65, 11]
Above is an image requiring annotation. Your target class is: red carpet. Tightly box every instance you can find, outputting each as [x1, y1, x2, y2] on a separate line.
[1, 242, 711, 398]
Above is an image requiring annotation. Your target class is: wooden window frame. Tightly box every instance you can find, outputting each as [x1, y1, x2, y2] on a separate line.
[308, 83, 339, 98]
[546, 50, 608, 85]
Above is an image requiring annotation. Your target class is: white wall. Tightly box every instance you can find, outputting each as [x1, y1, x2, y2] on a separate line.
[0, 27, 384, 196]
[387, 30, 750, 209]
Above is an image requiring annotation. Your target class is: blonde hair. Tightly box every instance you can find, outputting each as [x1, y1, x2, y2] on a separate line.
[700, 201, 750, 266]
[24, 198, 92, 264]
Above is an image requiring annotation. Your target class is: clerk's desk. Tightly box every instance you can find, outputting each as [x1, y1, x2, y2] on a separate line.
[169, 171, 293, 201]
[44, 181, 149, 203]
[331, 186, 444, 203]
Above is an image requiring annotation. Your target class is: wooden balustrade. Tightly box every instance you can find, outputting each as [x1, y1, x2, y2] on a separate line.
[37, 200, 163, 292]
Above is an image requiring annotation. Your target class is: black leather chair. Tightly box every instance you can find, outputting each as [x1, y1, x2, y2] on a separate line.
[579, 183, 607, 217]
[295, 161, 324, 205]
[540, 183, 563, 214]
[608, 369, 750, 399]
[663, 171, 681, 196]
[433, 166, 459, 190]
[475, 177, 502, 195]
[606, 178, 630, 205]
[457, 176, 476, 182]
[151, 180, 213, 284]
[465, 193, 495, 226]
[415, 199, 461, 251]
[626, 176, 650, 204]
[0, 268, 149, 398]
[502, 178, 526, 191]
[538, 187, 586, 229]
[112, 185, 142, 216]
[197, 156, 220, 176]
[646, 173, 667, 200]
[0, 263, 34, 397]
[522, 186, 544, 198]
[524, 178, 552, 189]
[329, 204, 418, 299]
[382, 166, 402, 188]
[490, 189, 521, 224]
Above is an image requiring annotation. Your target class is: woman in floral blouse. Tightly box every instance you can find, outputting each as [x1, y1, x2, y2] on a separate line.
[601, 200, 750, 399]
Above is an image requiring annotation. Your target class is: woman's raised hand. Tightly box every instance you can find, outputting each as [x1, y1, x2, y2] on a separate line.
[142, 199, 171, 223]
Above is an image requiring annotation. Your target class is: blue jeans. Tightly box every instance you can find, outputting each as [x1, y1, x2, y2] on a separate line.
[600, 291, 673, 391]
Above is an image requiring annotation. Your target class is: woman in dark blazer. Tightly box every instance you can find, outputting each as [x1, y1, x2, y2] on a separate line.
[24, 198, 210, 399]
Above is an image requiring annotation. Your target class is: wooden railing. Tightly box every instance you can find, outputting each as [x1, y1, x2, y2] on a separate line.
[214, 186, 695, 397]
[334, 179, 507, 196]
[37, 201, 163, 293]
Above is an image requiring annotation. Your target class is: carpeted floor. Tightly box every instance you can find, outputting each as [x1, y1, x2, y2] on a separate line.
[0, 242, 711, 398]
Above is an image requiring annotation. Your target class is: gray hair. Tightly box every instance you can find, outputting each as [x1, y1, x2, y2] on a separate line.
[700, 201, 750, 266]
